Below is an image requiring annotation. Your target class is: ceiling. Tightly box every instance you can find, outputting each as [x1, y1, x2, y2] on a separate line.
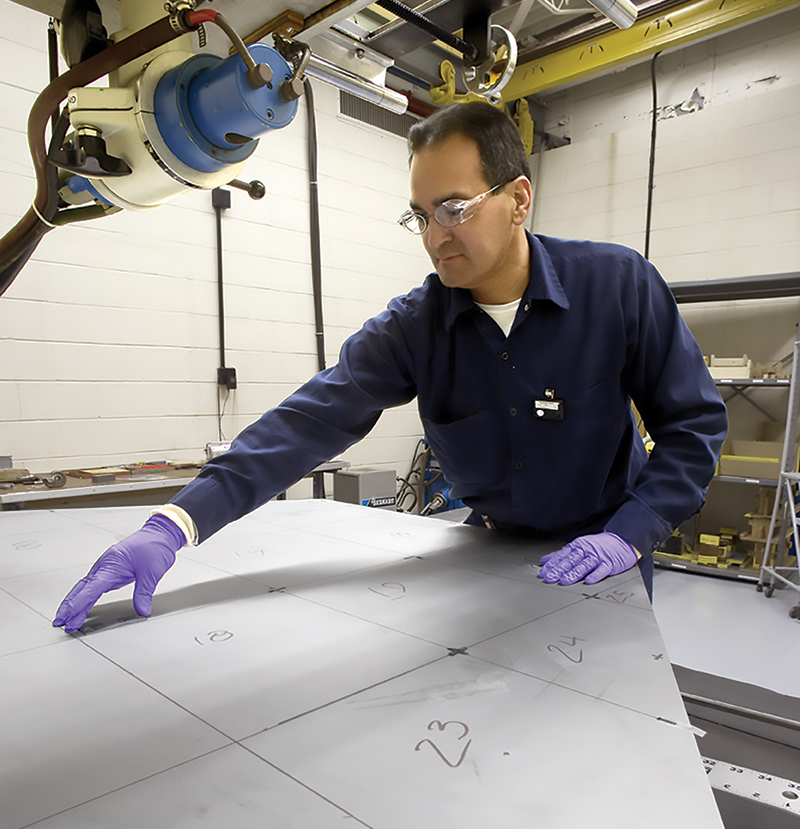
[9, 0, 799, 104]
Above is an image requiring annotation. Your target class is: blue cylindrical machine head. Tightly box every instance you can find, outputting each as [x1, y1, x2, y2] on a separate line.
[154, 43, 299, 174]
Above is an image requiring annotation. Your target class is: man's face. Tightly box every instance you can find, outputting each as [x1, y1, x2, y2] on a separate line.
[408, 133, 527, 303]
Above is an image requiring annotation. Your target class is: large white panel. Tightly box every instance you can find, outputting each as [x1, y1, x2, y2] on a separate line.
[84, 589, 446, 739]
[29, 743, 365, 828]
[0, 639, 230, 829]
[1, 501, 723, 828]
[470, 591, 684, 719]
[182, 523, 409, 589]
[245, 654, 721, 829]
[0, 587, 69, 656]
[291, 553, 585, 647]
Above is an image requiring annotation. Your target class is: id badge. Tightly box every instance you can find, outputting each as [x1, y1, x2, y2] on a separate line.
[534, 389, 564, 421]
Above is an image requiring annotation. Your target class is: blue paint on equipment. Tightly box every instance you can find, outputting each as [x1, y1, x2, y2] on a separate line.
[154, 44, 298, 173]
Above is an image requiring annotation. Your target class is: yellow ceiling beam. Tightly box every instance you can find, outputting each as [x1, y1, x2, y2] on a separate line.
[502, 0, 800, 102]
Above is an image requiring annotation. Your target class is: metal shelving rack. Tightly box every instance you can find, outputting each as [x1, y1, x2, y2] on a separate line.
[756, 341, 800, 618]
[653, 273, 800, 583]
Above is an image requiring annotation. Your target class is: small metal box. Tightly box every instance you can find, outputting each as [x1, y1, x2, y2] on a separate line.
[333, 466, 396, 509]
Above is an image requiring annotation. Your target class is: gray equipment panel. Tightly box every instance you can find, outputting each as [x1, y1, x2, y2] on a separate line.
[0, 500, 723, 828]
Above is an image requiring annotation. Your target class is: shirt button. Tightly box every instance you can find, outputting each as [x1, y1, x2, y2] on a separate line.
[516, 505, 524, 513]
[516, 461, 523, 470]
[501, 351, 509, 361]
[510, 407, 517, 416]
[523, 304, 530, 312]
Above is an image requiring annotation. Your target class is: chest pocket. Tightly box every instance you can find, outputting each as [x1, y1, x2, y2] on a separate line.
[421, 411, 507, 497]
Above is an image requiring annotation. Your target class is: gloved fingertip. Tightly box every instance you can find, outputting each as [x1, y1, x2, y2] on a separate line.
[63, 617, 85, 633]
[133, 597, 152, 617]
[584, 562, 613, 585]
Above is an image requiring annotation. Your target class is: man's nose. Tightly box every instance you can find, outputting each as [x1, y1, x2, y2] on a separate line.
[424, 216, 453, 249]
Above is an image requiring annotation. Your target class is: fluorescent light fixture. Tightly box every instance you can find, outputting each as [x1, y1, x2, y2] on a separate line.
[588, 0, 638, 28]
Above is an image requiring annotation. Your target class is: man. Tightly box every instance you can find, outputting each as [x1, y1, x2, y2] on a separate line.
[53, 102, 727, 633]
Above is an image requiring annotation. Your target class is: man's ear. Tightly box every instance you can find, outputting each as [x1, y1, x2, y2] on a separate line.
[510, 176, 533, 226]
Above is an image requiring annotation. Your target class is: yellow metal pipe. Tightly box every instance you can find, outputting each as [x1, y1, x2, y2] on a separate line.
[502, 0, 800, 102]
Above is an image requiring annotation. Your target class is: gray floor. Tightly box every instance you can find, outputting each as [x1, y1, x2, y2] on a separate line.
[652, 567, 800, 699]
[652, 566, 800, 829]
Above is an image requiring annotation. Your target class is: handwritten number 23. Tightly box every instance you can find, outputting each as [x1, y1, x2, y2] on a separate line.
[415, 720, 472, 768]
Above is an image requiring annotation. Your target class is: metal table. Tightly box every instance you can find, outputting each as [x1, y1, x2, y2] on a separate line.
[0, 460, 349, 510]
[0, 500, 723, 828]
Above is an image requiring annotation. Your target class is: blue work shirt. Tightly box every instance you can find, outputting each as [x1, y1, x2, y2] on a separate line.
[174, 233, 727, 579]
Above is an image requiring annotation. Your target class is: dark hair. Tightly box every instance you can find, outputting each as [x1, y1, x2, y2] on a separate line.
[407, 102, 531, 186]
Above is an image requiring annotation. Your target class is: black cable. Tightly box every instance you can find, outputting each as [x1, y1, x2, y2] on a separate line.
[375, 0, 479, 63]
[47, 19, 60, 135]
[214, 199, 227, 370]
[396, 438, 428, 512]
[304, 78, 326, 373]
[644, 51, 661, 261]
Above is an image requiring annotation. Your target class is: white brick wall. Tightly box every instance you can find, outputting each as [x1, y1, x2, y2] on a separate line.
[4, 0, 800, 487]
[0, 0, 432, 492]
[532, 7, 800, 367]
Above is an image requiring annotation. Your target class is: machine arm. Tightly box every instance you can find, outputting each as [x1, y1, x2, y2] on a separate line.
[0, 7, 205, 295]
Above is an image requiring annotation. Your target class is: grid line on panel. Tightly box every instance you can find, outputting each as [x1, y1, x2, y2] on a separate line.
[463, 592, 591, 649]
[247, 652, 452, 737]
[467, 646, 684, 726]
[64, 633, 378, 826]
[16, 744, 234, 829]
[339, 91, 419, 138]
[78, 635, 238, 740]
[279, 583, 460, 651]
[235, 743, 377, 829]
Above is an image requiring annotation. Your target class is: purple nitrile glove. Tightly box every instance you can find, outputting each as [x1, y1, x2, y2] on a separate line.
[538, 532, 638, 587]
[52, 513, 186, 633]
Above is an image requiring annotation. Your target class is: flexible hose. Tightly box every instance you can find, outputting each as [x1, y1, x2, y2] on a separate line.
[188, 9, 258, 74]
[0, 11, 198, 295]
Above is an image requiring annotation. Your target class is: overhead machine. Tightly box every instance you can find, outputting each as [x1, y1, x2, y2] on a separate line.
[1, 0, 641, 294]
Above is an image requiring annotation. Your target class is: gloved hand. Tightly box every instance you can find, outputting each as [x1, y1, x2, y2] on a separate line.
[538, 532, 638, 587]
[53, 513, 186, 633]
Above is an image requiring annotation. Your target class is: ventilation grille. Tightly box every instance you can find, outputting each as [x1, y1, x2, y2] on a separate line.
[339, 91, 419, 138]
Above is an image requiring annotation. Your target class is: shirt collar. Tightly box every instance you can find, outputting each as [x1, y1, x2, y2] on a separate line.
[442, 231, 570, 331]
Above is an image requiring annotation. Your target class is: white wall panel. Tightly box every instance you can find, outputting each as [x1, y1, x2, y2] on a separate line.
[532, 7, 800, 364]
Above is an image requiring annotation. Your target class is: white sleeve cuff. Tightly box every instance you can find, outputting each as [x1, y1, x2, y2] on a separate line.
[151, 504, 198, 545]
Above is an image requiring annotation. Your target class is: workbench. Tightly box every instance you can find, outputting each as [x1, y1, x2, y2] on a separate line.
[0, 500, 723, 828]
[0, 459, 349, 510]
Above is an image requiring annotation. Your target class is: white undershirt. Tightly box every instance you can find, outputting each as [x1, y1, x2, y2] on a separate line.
[474, 298, 522, 338]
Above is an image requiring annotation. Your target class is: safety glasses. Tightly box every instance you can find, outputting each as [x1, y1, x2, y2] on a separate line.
[398, 181, 508, 235]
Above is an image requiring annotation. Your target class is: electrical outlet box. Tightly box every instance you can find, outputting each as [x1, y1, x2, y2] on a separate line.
[217, 367, 237, 389]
